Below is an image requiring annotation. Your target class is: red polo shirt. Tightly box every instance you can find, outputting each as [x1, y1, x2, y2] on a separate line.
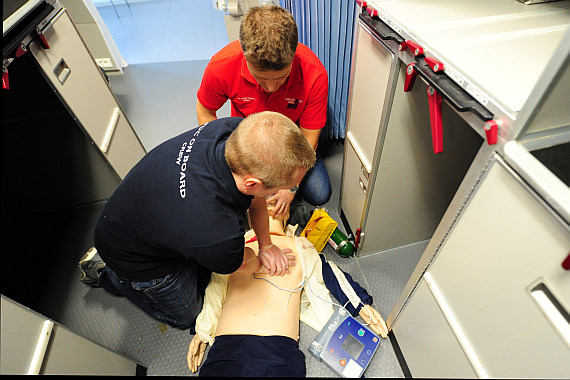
[197, 40, 328, 130]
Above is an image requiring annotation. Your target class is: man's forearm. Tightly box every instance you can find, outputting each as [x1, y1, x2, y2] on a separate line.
[196, 100, 218, 125]
[249, 197, 271, 247]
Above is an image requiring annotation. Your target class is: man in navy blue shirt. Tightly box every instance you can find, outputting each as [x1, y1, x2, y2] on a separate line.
[79, 111, 316, 330]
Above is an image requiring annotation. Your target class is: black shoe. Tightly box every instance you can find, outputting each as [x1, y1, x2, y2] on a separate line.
[78, 247, 106, 286]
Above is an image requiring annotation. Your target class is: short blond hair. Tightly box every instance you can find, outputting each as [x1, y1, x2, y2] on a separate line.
[239, 5, 298, 71]
[225, 111, 315, 188]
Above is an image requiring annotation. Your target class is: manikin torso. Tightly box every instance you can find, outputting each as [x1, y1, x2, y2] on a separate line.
[215, 226, 303, 340]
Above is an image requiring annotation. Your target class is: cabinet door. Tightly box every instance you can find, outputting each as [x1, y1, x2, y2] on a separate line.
[341, 22, 396, 233]
[345, 23, 395, 171]
[392, 280, 477, 378]
[360, 63, 482, 254]
[29, 10, 145, 179]
[1, 296, 141, 375]
[342, 142, 369, 231]
[395, 159, 570, 378]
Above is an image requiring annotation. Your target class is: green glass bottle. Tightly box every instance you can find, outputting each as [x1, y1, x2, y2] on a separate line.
[328, 228, 354, 257]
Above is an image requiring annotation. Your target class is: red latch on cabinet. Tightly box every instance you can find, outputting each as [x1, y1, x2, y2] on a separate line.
[35, 27, 50, 49]
[354, 228, 362, 249]
[2, 66, 9, 90]
[403, 40, 424, 56]
[427, 86, 443, 154]
[484, 120, 500, 145]
[15, 43, 28, 58]
[425, 56, 444, 72]
[356, 0, 367, 8]
[562, 253, 570, 270]
[366, 6, 378, 17]
[404, 63, 417, 92]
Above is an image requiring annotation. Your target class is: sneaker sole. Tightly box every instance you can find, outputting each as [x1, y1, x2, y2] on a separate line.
[79, 247, 100, 285]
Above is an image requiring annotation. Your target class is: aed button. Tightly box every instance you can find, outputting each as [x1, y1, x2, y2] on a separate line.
[340, 358, 347, 367]
[358, 329, 365, 336]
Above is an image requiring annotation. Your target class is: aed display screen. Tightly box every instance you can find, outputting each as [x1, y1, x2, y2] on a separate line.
[341, 334, 364, 359]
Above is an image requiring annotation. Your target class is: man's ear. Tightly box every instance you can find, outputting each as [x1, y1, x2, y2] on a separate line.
[242, 177, 263, 194]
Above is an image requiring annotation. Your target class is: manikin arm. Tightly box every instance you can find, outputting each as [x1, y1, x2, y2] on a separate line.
[187, 335, 207, 373]
[359, 305, 388, 339]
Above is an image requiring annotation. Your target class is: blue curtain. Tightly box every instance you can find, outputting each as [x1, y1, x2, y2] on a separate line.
[281, 0, 358, 140]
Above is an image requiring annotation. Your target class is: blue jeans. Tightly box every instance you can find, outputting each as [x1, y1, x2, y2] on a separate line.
[298, 153, 331, 206]
[98, 260, 210, 330]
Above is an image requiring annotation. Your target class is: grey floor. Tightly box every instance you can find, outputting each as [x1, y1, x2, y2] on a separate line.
[52, 1, 424, 376]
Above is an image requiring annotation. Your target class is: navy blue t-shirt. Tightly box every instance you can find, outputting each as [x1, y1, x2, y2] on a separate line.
[94, 117, 253, 281]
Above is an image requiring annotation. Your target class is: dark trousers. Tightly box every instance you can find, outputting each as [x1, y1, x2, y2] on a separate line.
[200, 335, 306, 377]
[99, 260, 211, 330]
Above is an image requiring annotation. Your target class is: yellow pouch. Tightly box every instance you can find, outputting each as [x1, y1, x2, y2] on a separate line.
[300, 208, 338, 252]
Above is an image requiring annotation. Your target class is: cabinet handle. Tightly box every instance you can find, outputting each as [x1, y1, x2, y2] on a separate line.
[101, 107, 120, 153]
[530, 282, 570, 347]
[53, 58, 70, 85]
[28, 320, 54, 375]
[359, 177, 367, 194]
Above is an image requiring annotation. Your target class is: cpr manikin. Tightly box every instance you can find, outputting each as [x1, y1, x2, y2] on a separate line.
[187, 207, 388, 375]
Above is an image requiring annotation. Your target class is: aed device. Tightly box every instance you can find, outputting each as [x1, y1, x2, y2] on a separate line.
[309, 307, 380, 378]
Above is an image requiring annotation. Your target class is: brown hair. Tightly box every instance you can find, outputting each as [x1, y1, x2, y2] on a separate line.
[239, 5, 298, 71]
[225, 111, 315, 188]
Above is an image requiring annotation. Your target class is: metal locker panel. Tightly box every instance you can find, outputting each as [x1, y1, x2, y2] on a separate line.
[1, 296, 141, 375]
[392, 280, 477, 378]
[341, 141, 368, 233]
[368, 0, 570, 115]
[1, 297, 47, 374]
[104, 112, 146, 179]
[29, 11, 118, 148]
[359, 64, 482, 254]
[428, 159, 570, 378]
[29, 10, 145, 179]
[345, 22, 395, 173]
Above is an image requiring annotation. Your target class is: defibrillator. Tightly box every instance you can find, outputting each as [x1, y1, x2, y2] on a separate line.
[309, 307, 380, 378]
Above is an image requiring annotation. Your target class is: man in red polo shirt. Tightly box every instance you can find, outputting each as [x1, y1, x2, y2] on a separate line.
[196, 5, 331, 217]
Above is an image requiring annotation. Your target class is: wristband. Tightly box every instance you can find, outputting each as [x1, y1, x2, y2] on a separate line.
[259, 243, 274, 251]
[289, 185, 299, 194]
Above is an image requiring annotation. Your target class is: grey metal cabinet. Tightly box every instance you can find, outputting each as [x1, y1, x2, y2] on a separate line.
[1, 296, 143, 375]
[393, 158, 570, 378]
[28, 8, 145, 179]
[341, 20, 482, 255]
[341, 0, 570, 377]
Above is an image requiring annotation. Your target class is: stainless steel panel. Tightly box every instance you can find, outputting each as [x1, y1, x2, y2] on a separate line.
[29, 10, 145, 179]
[345, 22, 395, 173]
[368, 0, 570, 117]
[427, 159, 570, 377]
[392, 280, 477, 378]
[341, 141, 368, 233]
